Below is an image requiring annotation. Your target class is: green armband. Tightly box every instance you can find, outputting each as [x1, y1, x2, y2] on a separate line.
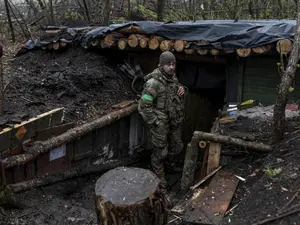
[141, 93, 154, 101]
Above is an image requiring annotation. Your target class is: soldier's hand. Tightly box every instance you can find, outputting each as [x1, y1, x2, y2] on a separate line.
[177, 86, 185, 96]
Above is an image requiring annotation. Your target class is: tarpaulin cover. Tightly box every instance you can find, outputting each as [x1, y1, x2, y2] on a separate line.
[81, 20, 296, 50]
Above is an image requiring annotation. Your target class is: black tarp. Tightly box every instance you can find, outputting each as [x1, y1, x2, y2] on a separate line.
[18, 20, 297, 55]
[81, 20, 296, 50]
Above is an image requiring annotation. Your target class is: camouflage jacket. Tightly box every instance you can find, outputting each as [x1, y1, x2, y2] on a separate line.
[138, 68, 185, 126]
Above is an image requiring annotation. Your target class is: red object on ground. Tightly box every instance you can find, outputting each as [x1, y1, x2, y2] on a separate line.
[286, 104, 299, 111]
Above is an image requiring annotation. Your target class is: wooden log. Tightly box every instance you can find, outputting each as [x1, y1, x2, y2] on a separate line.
[197, 40, 209, 55]
[91, 39, 99, 47]
[139, 36, 149, 48]
[3, 104, 138, 168]
[223, 49, 235, 54]
[60, 42, 67, 48]
[118, 38, 128, 50]
[193, 131, 272, 152]
[181, 142, 199, 192]
[160, 40, 174, 52]
[95, 167, 168, 225]
[149, 36, 164, 50]
[103, 32, 125, 47]
[128, 34, 146, 48]
[210, 49, 220, 56]
[47, 43, 53, 50]
[174, 40, 187, 52]
[100, 39, 109, 48]
[117, 25, 145, 35]
[184, 49, 195, 55]
[252, 44, 272, 54]
[53, 42, 60, 50]
[276, 39, 293, 55]
[236, 48, 252, 57]
[8, 155, 147, 193]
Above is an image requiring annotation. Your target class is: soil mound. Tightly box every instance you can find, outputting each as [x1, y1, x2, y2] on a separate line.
[1, 48, 135, 129]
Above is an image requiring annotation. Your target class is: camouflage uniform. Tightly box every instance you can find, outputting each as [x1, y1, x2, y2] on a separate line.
[138, 67, 185, 187]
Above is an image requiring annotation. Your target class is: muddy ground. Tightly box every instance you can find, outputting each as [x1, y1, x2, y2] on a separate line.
[0, 47, 135, 129]
[0, 116, 299, 225]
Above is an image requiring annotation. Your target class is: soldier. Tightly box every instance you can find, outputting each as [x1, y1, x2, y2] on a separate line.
[138, 51, 186, 189]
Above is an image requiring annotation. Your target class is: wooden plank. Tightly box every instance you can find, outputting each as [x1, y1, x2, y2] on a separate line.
[0, 128, 12, 154]
[35, 122, 74, 141]
[0, 108, 64, 153]
[183, 170, 239, 225]
[206, 142, 221, 174]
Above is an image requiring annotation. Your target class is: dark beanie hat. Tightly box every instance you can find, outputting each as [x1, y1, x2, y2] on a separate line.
[159, 51, 176, 66]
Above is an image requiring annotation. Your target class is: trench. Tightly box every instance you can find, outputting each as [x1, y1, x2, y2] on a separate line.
[0, 49, 228, 224]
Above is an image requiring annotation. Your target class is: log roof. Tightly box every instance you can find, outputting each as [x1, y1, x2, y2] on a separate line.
[18, 20, 297, 57]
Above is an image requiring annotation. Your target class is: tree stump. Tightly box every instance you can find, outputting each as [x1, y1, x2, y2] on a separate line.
[95, 167, 168, 225]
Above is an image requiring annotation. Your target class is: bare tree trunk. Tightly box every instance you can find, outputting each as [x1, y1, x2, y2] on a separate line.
[4, 0, 15, 42]
[8, 0, 32, 39]
[272, 8, 300, 141]
[49, 0, 54, 24]
[127, 0, 131, 19]
[82, 0, 90, 22]
[24, 0, 39, 14]
[103, 0, 111, 25]
[157, 0, 166, 21]
[232, 0, 239, 20]
[0, 52, 4, 116]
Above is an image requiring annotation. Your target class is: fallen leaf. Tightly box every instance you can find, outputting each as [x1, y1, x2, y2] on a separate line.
[281, 187, 289, 192]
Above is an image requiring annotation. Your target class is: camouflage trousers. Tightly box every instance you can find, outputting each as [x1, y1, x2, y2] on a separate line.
[150, 122, 183, 185]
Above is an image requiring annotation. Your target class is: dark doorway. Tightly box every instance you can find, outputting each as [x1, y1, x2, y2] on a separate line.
[176, 61, 226, 145]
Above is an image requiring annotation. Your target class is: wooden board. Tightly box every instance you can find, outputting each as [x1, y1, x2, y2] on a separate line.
[182, 170, 239, 225]
[0, 108, 64, 152]
[35, 122, 74, 141]
[206, 142, 221, 174]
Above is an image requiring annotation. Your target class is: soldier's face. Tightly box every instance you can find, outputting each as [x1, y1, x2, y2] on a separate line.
[162, 62, 176, 75]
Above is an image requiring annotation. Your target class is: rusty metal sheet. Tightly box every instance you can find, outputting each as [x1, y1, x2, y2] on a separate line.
[183, 170, 239, 225]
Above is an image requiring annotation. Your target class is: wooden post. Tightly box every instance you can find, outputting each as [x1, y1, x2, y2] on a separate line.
[95, 167, 168, 225]
[206, 118, 221, 174]
[181, 142, 198, 192]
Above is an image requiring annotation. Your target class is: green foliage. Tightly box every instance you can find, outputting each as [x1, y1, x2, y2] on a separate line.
[64, 8, 84, 20]
[136, 4, 157, 20]
[264, 166, 282, 177]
